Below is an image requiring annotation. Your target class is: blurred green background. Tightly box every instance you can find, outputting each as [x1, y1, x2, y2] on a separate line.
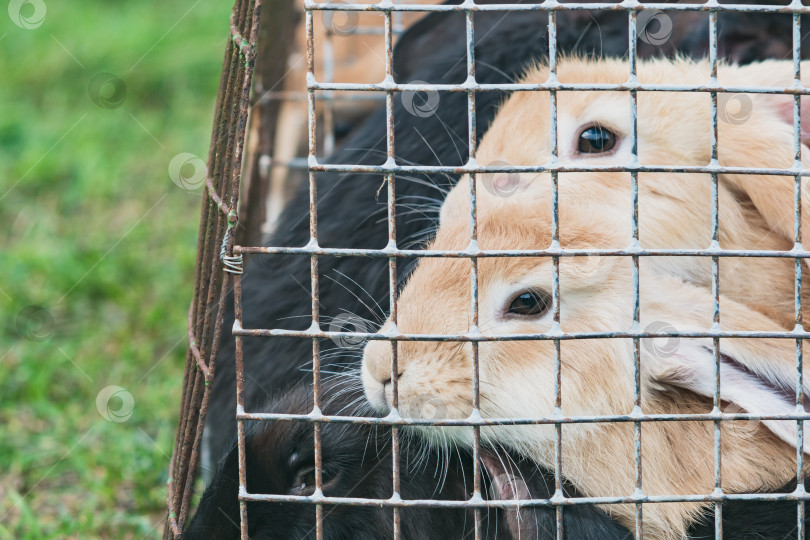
[1, 1, 232, 537]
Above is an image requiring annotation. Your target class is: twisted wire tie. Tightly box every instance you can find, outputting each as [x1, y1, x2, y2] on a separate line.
[220, 216, 243, 275]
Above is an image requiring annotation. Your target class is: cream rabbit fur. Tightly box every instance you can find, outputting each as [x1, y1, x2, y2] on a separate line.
[362, 57, 810, 538]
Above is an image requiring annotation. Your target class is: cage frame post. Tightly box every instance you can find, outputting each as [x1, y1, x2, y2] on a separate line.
[163, 0, 262, 537]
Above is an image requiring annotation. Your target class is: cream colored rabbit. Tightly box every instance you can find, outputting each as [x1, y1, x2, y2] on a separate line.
[361, 57, 810, 538]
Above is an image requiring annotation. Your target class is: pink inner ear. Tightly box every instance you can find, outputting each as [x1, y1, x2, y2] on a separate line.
[481, 453, 539, 539]
[652, 340, 810, 453]
[770, 95, 810, 147]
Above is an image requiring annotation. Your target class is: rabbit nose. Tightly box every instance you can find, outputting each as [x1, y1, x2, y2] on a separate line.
[363, 339, 396, 382]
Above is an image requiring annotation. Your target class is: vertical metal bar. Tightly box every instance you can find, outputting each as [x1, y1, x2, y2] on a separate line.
[627, 8, 644, 537]
[321, 1, 336, 156]
[547, 9, 564, 540]
[792, 7, 806, 540]
[464, 6, 482, 539]
[234, 269, 248, 540]
[305, 7, 325, 539]
[707, 8, 724, 540]
[382, 7, 402, 539]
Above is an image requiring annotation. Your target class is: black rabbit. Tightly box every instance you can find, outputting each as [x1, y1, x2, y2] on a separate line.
[187, 381, 633, 539]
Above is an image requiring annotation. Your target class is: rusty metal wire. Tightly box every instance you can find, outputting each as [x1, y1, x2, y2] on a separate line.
[162, 0, 262, 536]
[169, 0, 810, 539]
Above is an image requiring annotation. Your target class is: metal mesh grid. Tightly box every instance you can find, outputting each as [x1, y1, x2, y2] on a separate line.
[243, 2, 423, 239]
[237, 1, 808, 538]
[234, 1, 808, 538]
[170, 1, 810, 539]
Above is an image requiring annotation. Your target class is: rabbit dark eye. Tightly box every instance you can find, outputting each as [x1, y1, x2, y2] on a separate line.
[506, 290, 551, 317]
[290, 463, 336, 494]
[577, 125, 616, 154]
[293, 466, 316, 492]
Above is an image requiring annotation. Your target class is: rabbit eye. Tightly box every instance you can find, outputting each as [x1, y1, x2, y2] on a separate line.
[290, 464, 336, 494]
[293, 467, 315, 491]
[577, 125, 616, 154]
[506, 290, 551, 318]
[291, 465, 316, 493]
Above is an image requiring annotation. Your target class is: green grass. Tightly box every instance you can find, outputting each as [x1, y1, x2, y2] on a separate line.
[1, 2, 233, 537]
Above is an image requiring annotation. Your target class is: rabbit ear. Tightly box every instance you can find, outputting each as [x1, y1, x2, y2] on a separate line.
[722, 60, 810, 146]
[714, 61, 810, 260]
[650, 338, 808, 453]
[482, 452, 542, 539]
[642, 274, 808, 452]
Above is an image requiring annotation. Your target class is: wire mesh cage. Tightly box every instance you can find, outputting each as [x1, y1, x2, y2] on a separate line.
[167, 0, 810, 538]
